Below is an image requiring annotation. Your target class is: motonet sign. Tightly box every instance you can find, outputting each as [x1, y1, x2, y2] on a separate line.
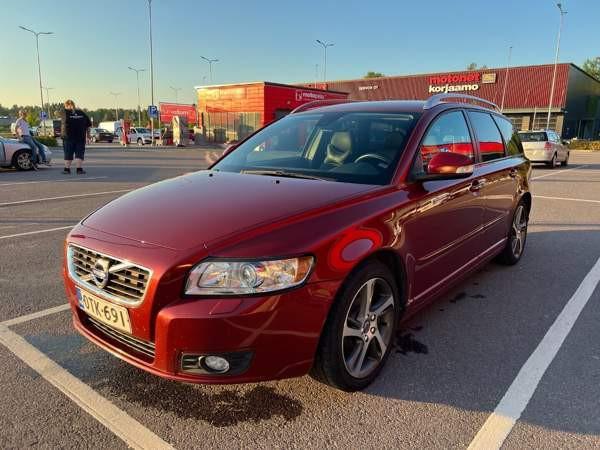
[428, 72, 481, 93]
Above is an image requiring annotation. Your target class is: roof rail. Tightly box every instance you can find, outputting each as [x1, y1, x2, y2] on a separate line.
[423, 93, 500, 111]
[290, 99, 355, 114]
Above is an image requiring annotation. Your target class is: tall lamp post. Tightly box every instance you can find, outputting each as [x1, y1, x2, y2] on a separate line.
[314, 63, 319, 88]
[42, 86, 54, 119]
[110, 92, 122, 120]
[316, 39, 334, 83]
[500, 46, 513, 112]
[170, 86, 182, 103]
[200, 56, 219, 83]
[128, 66, 146, 126]
[19, 26, 53, 135]
[547, 2, 567, 130]
[147, 0, 156, 145]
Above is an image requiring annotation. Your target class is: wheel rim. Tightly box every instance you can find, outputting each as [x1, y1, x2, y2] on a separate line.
[17, 152, 32, 169]
[342, 278, 395, 379]
[510, 204, 528, 258]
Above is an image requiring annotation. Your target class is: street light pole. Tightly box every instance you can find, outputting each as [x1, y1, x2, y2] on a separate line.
[200, 56, 219, 83]
[110, 92, 122, 120]
[128, 66, 146, 126]
[19, 26, 53, 135]
[314, 64, 319, 88]
[147, 0, 156, 145]
[547, 2, 567, 130]
[42, 86, 54, 119]
[170, 86, 182, 103]
[316, 40, 334, 84]
[500, 46, 513, 112]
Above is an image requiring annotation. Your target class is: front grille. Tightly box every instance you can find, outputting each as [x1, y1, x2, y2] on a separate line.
[68, 244, 151, 306]
[88, 317, 155, 359]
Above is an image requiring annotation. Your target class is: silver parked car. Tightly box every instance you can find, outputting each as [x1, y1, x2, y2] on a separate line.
[0, 136, 52, 170]
[518, 130, 569, 168]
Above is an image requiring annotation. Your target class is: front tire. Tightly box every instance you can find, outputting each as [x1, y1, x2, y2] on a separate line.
[497, 199, 529, 265]
[310, 261, 400, 391]
[137, 138, 144, 146]
[13, 150, 32, 171]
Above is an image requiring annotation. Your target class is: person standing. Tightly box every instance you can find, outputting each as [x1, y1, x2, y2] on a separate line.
[15, 110, 46, 170]
[60, 99, 91, 174]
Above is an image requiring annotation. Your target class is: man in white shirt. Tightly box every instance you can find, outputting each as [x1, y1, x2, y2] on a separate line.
[15, 110, 47, 170]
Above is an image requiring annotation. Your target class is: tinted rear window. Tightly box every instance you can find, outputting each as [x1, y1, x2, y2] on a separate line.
[519, 132, 547, 142]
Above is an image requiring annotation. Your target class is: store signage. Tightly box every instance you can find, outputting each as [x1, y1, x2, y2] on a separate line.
[358, 85, 379, 91]
[159, 103, 196, 124]
[295, 90, 326, 101]
[482, 73, 497, 84]
[428, 72, 481, 94]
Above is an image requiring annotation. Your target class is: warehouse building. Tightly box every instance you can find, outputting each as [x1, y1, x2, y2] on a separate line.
[311, 63, 600, 139]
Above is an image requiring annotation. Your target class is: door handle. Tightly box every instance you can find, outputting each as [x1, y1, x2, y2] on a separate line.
[469, 180, 483, 192]
[509, 168, 518, 178]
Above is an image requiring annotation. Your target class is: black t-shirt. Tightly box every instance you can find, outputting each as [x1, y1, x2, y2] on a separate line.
[61, 108, 91, 142]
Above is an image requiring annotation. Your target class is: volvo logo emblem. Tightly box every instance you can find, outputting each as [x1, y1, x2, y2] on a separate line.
[92, 258, 111, 289]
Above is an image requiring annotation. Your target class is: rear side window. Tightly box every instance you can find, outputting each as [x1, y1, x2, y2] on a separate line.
[519, 132, 547, 142]
[420, 111, 474, 167]
[467, 111, 505, 162]
[493, 116, 524, 156]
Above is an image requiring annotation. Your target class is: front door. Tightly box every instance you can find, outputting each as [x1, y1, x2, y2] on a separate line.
[403, 110, 487, 304]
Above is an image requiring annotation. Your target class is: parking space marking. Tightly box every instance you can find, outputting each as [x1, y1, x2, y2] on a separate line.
[534, 195, 600, 204]
[0, 225, 74, 240]
[1, 303, 70, 327]
[531, 165, 587, 180]
[0, 325, 174, 450]
[0, 189, 133, 207]
[468, 256, 600, 450]
[0, 176, 108, 186]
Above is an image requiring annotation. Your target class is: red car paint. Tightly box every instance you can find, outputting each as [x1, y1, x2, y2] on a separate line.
[63, 100, 531, 384]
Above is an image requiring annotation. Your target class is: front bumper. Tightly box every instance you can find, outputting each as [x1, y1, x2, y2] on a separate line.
[63, 240, 341, 384]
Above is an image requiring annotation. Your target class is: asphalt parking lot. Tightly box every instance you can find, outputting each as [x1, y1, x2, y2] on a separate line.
[1, 147, 599, 449]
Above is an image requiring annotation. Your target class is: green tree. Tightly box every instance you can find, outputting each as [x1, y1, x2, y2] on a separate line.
[467, 63, 488, 70]
[364, 71, 384, 78]
[25, 111, 38, 127]
[582, 57, 600, 81]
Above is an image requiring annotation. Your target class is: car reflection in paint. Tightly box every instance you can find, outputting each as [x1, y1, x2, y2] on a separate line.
[63, 95, 531, 391]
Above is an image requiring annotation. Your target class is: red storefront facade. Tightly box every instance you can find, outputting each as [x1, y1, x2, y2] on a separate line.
[195, 82, 347, 142]
[307, 63, 600, 139]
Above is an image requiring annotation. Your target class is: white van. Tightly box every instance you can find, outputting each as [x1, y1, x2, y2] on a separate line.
[98, 121, 121, 134]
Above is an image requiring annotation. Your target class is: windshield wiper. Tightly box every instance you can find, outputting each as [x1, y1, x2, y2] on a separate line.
[241, 169, 331, 181]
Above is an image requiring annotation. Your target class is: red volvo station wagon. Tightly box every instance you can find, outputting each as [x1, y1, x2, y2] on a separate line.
[64, 94, 531, 391]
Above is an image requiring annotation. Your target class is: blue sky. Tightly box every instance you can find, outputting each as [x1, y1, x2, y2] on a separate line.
[1, 0, 597, 109]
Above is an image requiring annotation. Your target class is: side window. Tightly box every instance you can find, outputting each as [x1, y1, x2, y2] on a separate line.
[492, 115, 524, 156]
[420, 111, 474, 168]
[467, 111, 505, 162]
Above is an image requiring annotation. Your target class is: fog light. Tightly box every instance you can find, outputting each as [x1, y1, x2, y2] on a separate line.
[203, 356, 230, 373]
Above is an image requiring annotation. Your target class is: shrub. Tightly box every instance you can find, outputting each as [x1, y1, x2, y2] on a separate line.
[35, 136, 58, 147]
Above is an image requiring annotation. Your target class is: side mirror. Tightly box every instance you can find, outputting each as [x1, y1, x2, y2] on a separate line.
[414, 152, 474, 182]
[561, 139, 570, 146]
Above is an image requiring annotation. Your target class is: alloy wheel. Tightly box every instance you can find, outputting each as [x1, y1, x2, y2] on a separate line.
[342, 278, 395, 379]
[511, 204, 528, 258]
[17, 152, 32, 170]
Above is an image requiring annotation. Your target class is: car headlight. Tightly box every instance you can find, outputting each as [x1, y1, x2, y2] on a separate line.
[184, 256, 314, 296]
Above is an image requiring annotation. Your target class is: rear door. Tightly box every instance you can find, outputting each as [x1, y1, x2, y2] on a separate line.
[404, 110, 487, 304]
[467, 111, 520, 248]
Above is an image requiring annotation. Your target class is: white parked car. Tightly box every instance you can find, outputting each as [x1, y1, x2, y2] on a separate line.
[115, 127, 158, 146]
[518, 130, 569, 168]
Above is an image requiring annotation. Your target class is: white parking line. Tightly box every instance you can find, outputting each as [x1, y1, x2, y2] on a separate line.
[531, 165, 587, 180]
[0, 189, 132, 207]
[0, 303, 70, 327]
[0, 225, 74, 240]
[0, 324, 174, 450]
[534, 195, 600, 204]
[0, 176, 108, 186]
[468, 256, 600, 450]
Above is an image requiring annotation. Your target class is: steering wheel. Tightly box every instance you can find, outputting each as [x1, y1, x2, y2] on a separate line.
[354, 153, 391, 167]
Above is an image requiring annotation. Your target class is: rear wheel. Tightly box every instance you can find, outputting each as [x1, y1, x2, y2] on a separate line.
[561, 152, 569, 166]
[137, 138, 144, 146]
[497, 199, 529, 265]
[310, 261, 400, 391]
[546, 153, 557, 168]
[13, 150, 32, 171]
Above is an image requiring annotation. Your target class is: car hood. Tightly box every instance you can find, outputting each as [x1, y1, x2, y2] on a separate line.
[82, 171, 378, 251]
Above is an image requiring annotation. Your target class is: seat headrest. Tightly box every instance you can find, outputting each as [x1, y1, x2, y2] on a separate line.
[384, 131, 406, 149]
[323, 131, 353, 167]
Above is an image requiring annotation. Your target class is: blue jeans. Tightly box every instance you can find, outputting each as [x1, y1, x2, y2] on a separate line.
[20, 135, 45, 164]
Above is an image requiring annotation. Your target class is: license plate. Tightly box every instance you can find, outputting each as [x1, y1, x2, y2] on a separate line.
[76, 287, 132, 334]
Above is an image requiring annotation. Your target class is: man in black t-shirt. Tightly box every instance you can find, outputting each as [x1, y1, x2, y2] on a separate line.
[60, 99, 91, 174]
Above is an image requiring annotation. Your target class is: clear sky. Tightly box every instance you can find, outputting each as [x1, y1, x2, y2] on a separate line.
[1, 0, 597, 110]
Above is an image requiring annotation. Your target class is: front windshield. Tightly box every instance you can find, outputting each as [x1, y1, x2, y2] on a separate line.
[213, 111, 420, 185]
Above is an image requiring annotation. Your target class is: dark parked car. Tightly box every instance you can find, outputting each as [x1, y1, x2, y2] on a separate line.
[64, 94, 531, 391]
[89, 128, 114, 143]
